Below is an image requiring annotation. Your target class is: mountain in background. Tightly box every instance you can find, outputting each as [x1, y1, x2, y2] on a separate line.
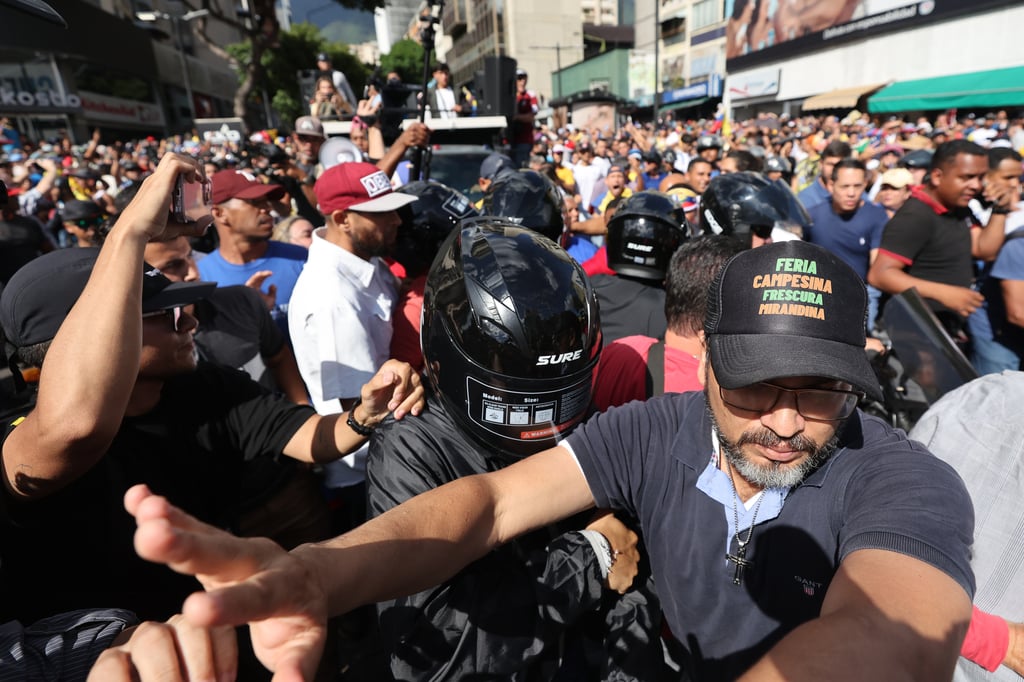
[289, 0, 376, 46]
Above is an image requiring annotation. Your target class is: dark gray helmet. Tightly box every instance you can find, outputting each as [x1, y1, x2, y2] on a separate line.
[606, 191, 689, 280]
[699, 172, 810, 243]
[899, 149, 934, 169]
[481, 169, 567, 246]
[697, 134, 723, 151]
[394, 180, 479, 278]
[764, 156, 792, 173]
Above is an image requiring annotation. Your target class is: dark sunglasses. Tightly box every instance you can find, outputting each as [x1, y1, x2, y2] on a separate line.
[719, 382, 863, 422]
[142, 305, 185, 332]
[74, 216, 105, 228]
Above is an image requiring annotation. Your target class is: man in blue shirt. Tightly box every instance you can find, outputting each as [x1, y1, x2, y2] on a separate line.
[198, 170, 309, 331]
[805, 158, 887, 328]
[797, 140, 851, 211]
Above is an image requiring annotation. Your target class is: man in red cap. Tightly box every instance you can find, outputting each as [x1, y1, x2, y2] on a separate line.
[198, 169, 307, 331]
[288, 161, 417, 530]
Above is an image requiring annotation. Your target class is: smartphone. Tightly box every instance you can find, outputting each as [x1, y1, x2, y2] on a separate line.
[171, 176, 213, 223]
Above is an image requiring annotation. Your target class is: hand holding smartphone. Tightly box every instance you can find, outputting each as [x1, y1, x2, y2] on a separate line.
[171, 175, 213, 224]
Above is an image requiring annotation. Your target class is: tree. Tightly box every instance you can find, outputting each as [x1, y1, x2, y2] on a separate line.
[227, 22, 370, 129]
[379, 39, 427, 85]
[186, 0, 383, 128]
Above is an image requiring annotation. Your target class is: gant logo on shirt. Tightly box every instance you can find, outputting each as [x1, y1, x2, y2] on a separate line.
[360, 171, 392, 197]
[794, 575, 823, 596]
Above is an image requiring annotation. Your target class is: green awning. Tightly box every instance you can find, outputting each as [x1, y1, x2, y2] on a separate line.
[660, 97, 708, 113]
[868, 66, 1024, 113]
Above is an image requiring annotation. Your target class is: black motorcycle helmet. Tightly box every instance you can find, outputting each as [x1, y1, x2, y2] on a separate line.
[696, 134, 723, 151]
[394, 180, 479, 278]
[698, 171, 810, 243]
[481, 169, 567, 245]
[764, 155, 792, 174]
[605, 191, 689, 281]
[421, 218, 602, 459]
[899, 149, 934, 169]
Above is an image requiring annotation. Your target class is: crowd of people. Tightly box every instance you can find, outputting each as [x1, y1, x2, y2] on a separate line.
[0, 102, 1023, 682]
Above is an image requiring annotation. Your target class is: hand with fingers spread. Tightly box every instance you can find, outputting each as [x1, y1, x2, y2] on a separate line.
[244, 269, 278, 310]
[87, 614, 237, 682]
[125, 485, 328, 682]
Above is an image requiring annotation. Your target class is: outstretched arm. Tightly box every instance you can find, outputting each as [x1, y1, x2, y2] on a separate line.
[126, 444, 594, 679]
[282, 358, 424, 462]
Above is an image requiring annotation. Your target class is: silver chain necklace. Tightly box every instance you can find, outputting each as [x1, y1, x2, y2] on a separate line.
[725, 462, 765, 586]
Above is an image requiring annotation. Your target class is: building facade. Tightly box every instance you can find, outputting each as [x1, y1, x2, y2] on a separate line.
[0, 0, 241, 142]
[725, 0, 1024, 119]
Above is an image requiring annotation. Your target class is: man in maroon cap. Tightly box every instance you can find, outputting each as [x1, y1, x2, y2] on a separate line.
[198, 169, 307, 330]
[288, 161, 416, 530]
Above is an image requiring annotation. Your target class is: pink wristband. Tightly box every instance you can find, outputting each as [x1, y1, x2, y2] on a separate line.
[961, 604, 1009, 672]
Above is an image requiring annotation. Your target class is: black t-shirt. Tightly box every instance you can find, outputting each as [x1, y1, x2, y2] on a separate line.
[194, 285, 285, 390]
[878, 194, 975, 313]
[0, 215, 49, 285]
[0, 362, 314, 623]
[590, 274, 667, 346]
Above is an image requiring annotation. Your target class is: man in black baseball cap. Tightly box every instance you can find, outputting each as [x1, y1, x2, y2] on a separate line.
[0, 247, 214, 360]
[121, 239, 974, 682]
[477, 152, 516, 201]
[0, 153, 423, 638]
[60, 199, 106, 247]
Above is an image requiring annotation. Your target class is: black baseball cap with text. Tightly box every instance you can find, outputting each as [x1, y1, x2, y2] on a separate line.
[704, 241, 882, 401]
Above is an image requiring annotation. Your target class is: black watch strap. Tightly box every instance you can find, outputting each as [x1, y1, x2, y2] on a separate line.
[345, 398, 375, 437]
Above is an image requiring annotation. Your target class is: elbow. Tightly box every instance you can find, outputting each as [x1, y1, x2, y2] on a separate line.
[1005, 309, 1024, 328]
[866, 267, 883, 290]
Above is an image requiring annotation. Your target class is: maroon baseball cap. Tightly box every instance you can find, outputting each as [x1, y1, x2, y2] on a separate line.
[211, 169, 286, 205]
[314, 162, 416, 214]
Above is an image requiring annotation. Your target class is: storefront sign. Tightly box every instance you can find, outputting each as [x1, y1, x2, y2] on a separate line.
[79, 91, 164, 127]
[196, 118, 245, 145]
[728, 69, 780, 100]
[0, 88, 81, 109]
[663, 74, 723, 104]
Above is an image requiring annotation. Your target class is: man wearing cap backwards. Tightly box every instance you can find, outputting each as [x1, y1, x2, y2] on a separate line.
[0, 154, 423, 628]
[198, 169, 308, 330]
[288, 161, 418, 530]
[120, 239, 974, 682]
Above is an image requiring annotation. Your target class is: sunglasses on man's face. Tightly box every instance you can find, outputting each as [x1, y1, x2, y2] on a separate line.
[142, 305, 186, 332]
[73, 216, 104, 228]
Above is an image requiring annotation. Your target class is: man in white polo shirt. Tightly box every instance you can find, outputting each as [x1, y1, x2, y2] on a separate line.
[289, 161, 417, 530]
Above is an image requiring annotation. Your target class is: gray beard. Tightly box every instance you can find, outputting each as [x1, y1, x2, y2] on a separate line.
[705, 395, 842, 490]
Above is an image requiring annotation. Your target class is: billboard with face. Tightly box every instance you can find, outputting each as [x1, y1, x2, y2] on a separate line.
[725, 0, 1017, 70]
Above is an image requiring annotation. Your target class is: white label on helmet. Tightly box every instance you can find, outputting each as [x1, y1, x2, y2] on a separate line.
[626, 242, 654, 252]
[536, 350, 583, 366]
[704, 208, 724, 234]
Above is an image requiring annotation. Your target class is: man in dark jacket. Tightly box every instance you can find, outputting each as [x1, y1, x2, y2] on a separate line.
[367, 221, 670, 681]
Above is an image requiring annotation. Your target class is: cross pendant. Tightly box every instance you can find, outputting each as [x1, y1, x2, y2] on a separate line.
[726, 548, 752, 585]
